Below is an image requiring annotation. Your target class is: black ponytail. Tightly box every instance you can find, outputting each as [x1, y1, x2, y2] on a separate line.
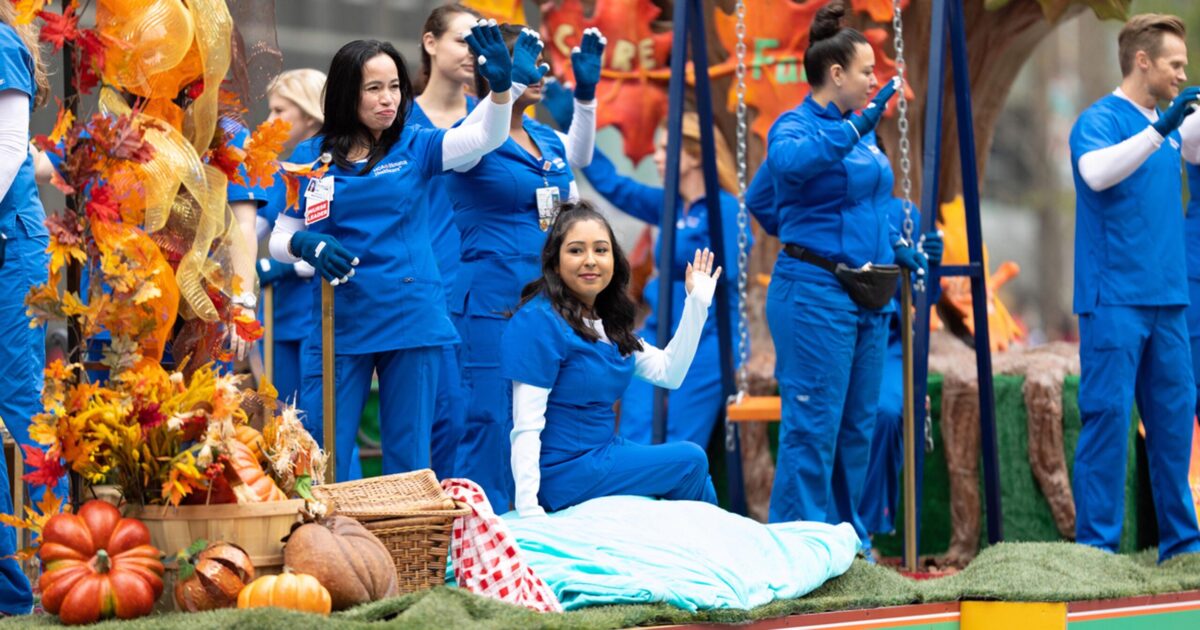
[804, 2, 869, 90]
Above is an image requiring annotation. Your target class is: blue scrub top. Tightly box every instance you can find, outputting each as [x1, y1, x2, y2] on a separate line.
[745, 159, 779, 237]
[283, 129, 459, 353]
[407, 97, 478, 303]
[1070, 94, 1188, 314]
[0, 24, 46, 237]
[502, 295, 634, 459]
[446, 117, 574, 318]
[767, 96, 899, 311]
[1185, 163, 1200, 281]
[258, 180, 313, 341]
[581, 148, 751, 339]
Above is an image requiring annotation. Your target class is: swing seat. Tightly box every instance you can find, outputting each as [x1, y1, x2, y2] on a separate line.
[726, 396, 781, 422]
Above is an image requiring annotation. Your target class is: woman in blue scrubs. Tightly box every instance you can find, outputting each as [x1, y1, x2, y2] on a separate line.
[0, 3, 47, 614]
[254, 69, 325, 403]
[574, 112, 750, 447]
[503, 202, 720, 517]
[447, 25, 604, 509]
[409, 2, 481, 479]
[763, 4, 926, 548]
[269, 24, 520, 481]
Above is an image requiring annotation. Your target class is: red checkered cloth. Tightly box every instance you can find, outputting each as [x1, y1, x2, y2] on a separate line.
[441, 478, 563, 613]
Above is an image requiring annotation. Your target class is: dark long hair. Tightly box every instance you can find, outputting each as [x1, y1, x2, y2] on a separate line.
[473, 23, 526, 99]
[518, 201, 643, 356]
[804, 2, 869, 90]
[320, 40, 413, 174]
[419, 3, 481, 84]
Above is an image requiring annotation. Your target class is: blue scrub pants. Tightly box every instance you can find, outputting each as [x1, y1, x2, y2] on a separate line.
[859, 324, 904, 535]
[431, 344, 464, 480]
[453, 314, 514, 509]
[1076, 304, 1200, 561]
[539, 436, 717, 511]
[0, 217, 47, 613]
[1186, 279, 1200, 418]
[766, 276, 888, 551]
[301, 345, 439, 482]
[270, 338, 304, 405]
[621, 330, 722, 446]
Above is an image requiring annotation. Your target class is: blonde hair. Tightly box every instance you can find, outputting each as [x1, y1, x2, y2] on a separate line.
[0, 3, 50, 108]
[678, 112, 739, 195]
[1118, 14, 1186, 77]
[267, 68, 326, 124]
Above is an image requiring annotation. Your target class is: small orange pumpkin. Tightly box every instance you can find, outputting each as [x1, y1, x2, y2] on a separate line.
[236, 572, 331, 614]
[234, 423, 265, 462]
[225, 439, 287, 503]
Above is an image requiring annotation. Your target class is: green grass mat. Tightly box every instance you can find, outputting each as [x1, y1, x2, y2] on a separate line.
[7, 543, 1199, 629]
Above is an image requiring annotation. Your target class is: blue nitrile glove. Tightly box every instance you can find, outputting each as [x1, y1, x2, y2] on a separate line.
[541, 78, 575, 130]
[918, 230, 943, 267]
[571, 28, 607, 102]
[893, 240, 928, 278]
[1153, 85, 1200, 137]
[512, 28, 550, 87]
[257, 258, 295, 287]
[464, 19, 513, 94]
[849, 77, 899, 137]
[289, 231, 358, 286]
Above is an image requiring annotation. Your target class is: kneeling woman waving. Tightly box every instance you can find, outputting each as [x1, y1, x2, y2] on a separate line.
[502, 201, 721, 517]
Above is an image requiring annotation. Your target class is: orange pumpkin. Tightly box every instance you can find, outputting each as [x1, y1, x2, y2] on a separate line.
[174, 541, 255, 611]
[225, 439, 287, 502]
[38, 500, 165, 625]
[237, 572, 331, 614]
[234, 423, 265, 462]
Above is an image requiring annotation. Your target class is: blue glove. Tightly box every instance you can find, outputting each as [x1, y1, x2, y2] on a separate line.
[289, 231, 358, 285]
[257, 258, 295, 287]
[571, 28, 607, 102]
[512, 28, 550, 87]
[540, 78, 575, 130]
[849, 77, 899, 137]
[893, 240, 928, 278]
[1152, 85, 1200, 137]
[464, 19, 513, 94]
[918, 230, 943, 267]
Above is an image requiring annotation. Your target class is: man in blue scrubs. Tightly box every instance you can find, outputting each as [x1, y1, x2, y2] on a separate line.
[1070, 13, 1200, 562]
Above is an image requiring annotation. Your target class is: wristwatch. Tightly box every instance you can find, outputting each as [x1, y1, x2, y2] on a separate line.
[231, 292, 257, 310]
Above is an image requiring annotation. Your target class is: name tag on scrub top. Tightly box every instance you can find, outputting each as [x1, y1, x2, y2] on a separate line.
[304, 176, 335, 225]
[536, 185, 561, 231]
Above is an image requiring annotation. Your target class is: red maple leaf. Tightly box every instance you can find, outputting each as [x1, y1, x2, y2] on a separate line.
[36, 3, 79, 53]
[206, 143, 246, 186]
[21, 445, 66, 488]
[86, 184, 121, 223]
[72, 29, 107, 95]
[232, 312, 263, 343]
[541, 0, 673, 161]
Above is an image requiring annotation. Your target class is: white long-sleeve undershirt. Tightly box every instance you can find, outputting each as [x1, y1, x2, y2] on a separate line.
[454, 83, 597, 172]
[0, 91, 30, 205]
[1078, 87, 1200, 192]
[509, 273, 717, 517]
[269, 90, 513, 261]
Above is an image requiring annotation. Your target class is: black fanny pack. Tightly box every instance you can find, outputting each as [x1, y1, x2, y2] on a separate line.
[783, 244, 899, 310]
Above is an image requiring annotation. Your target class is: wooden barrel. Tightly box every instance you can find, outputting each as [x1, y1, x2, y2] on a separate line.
[127, 499, 305, 611]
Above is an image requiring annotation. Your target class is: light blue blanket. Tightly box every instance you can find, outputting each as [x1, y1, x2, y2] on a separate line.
[490, 496, 861, 611]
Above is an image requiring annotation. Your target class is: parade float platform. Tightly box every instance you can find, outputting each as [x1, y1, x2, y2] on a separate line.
[3, 541, 1198, 629]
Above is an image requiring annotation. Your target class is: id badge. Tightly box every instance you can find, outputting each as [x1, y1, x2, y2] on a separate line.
[536, 186, 561, 231]
[304, 176, 335, 225]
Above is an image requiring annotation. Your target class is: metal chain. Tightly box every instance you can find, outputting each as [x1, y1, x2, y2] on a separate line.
[731, 0, 750, 408]
[892, 0, 922, 293]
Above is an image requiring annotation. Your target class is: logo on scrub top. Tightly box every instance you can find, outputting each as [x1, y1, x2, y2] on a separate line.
[373, 160, 410, 176]
[544, 157, 566, 171]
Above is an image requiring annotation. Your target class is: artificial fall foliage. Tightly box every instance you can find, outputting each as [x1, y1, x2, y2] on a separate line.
[541, 0, 672, 161]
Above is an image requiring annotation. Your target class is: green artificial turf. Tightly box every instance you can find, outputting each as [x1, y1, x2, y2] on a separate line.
[7, 542, 1200, 629]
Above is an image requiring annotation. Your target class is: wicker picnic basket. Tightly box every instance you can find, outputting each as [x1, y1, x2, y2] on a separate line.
[312, 469, 471, 594]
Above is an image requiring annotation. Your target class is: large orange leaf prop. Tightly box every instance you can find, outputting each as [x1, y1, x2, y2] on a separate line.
[542, 0, 672, 161]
